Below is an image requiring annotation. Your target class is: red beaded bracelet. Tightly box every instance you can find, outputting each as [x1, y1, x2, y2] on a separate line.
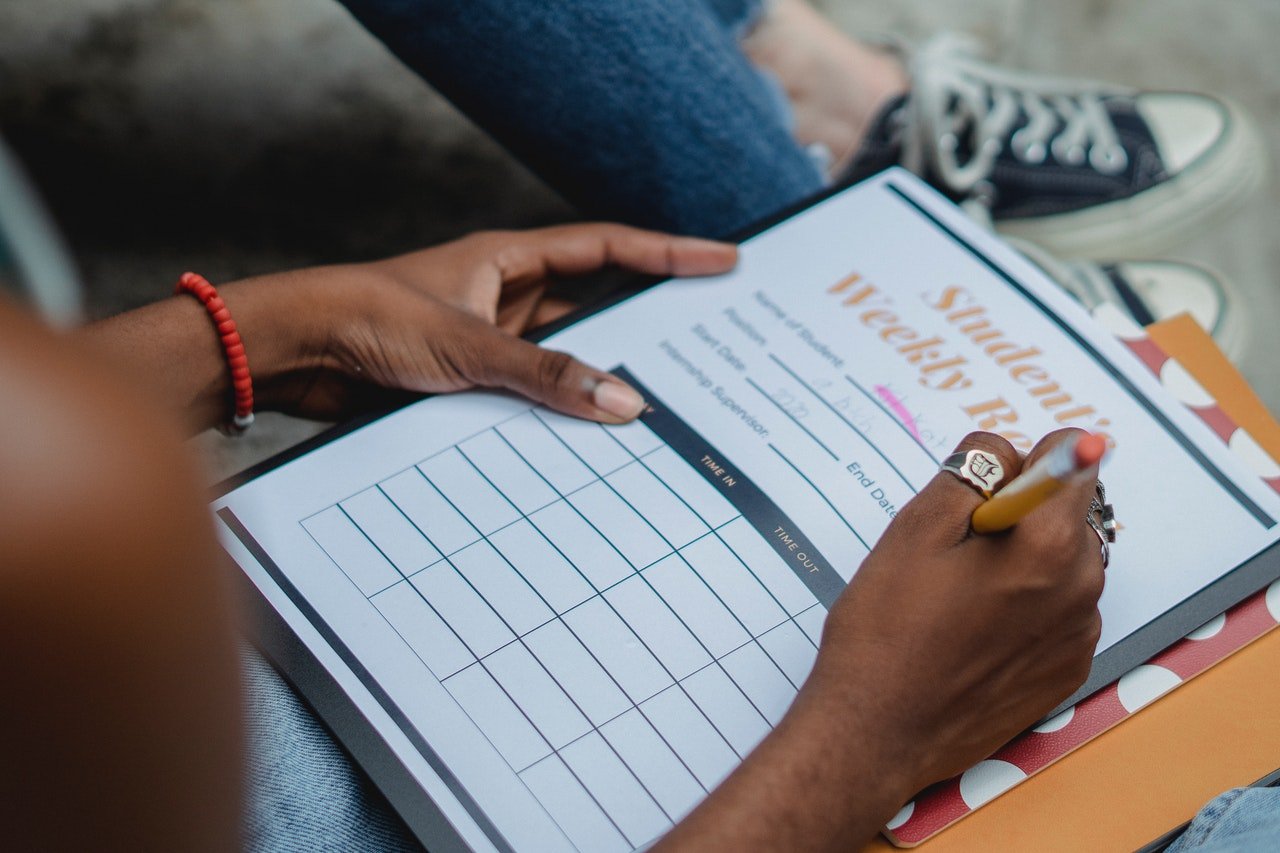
[174, 272, 255, 434]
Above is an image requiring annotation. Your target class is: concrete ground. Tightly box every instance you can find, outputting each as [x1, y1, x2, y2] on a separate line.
[2, 0, 1277, 482]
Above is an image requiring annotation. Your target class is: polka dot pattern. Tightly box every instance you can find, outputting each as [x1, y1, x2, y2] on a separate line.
[1116, 665, 1183, 713]
[1091, 303, 1146, 341]
[959, 761, 1027, 809]
[1158, 359, 1216, 408]
[1229, 430, 1280, 480]
[886, 587, 1280, 846]
[884, 329, 1280, 847]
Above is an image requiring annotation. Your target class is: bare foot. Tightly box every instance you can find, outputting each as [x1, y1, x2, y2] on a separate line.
[742, 0, 908, 177]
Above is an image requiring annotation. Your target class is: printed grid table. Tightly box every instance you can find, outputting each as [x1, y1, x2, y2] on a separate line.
[301, 405, 829, 851]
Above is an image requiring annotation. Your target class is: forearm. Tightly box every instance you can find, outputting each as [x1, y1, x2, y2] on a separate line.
[657, 676, 915, 851]
[76, 271, 332, 433]
[1, 298, 243, 850]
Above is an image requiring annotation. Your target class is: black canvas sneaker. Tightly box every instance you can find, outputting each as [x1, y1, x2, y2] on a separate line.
[845, 35, 1268, 259]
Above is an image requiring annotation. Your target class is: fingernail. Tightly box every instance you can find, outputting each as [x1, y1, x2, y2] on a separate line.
[674, 239, 739, 276]
[592, 380, 645, 419]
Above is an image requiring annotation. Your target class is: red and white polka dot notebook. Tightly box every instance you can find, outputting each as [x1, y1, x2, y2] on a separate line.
[883, 309, 1280, 847]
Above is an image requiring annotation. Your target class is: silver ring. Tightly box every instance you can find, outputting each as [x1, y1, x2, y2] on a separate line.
[940, 449, 1006, 499]
[1086, 480, 1116, 569]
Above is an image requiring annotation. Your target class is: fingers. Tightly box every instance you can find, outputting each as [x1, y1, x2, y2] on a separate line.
[486, 224, 738, 286]
[1018, 425, 1100, 545]
[1014, 429, 1108, 606]
[459, 327, 646, 423]
[1022, 427, 1091, 471]
[1019, 428, 1100, 518]
[908, 432, 1022, 544]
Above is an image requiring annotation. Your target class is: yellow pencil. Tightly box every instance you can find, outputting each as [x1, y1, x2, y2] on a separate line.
[971, 433, 1108, 533]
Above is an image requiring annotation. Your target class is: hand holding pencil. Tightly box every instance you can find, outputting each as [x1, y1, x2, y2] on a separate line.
[972, 432, 1109, 533]
[937, 428, 1114, 567]
[815, 429, 1110, 800]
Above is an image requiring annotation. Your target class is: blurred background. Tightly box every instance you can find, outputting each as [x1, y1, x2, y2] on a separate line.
[2, 0, 1277, 480]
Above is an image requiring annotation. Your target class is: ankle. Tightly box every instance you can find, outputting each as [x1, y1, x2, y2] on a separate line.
[829, 45, 909, 175]
[743, 0, 908, 178]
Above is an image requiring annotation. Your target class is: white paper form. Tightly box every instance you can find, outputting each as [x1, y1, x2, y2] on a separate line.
[215, 170, 1280, 852]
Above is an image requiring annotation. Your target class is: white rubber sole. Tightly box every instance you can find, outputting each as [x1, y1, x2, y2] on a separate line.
[994, 97, 1269, 260]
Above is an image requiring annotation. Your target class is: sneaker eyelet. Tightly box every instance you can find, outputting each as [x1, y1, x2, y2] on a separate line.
[1089, 145, 1129, 174]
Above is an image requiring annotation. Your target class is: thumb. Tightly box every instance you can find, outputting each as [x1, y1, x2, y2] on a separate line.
[461, 328, 646, 424]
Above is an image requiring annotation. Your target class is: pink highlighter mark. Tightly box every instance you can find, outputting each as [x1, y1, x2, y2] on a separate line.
[874, 385, 925, 443]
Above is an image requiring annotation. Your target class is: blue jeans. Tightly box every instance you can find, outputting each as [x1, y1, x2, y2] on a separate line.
[1168, 788, 1280, 853]
[335, 0, 824, 238]
[241, 646, 420, 852]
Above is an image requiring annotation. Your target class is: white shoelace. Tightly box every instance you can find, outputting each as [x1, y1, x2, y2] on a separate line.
[898, 35, 1133, 217]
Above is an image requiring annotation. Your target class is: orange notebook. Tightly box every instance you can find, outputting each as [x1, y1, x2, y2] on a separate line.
[878, 315, 1280, 848]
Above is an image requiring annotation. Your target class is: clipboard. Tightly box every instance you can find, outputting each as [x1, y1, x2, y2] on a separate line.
[214, 171, 1280, 852]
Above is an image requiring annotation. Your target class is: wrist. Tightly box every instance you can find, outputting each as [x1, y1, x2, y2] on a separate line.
[784, 662, 923, 818]
[215, 272, 339, 411]
[658, 674, 917, 852]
